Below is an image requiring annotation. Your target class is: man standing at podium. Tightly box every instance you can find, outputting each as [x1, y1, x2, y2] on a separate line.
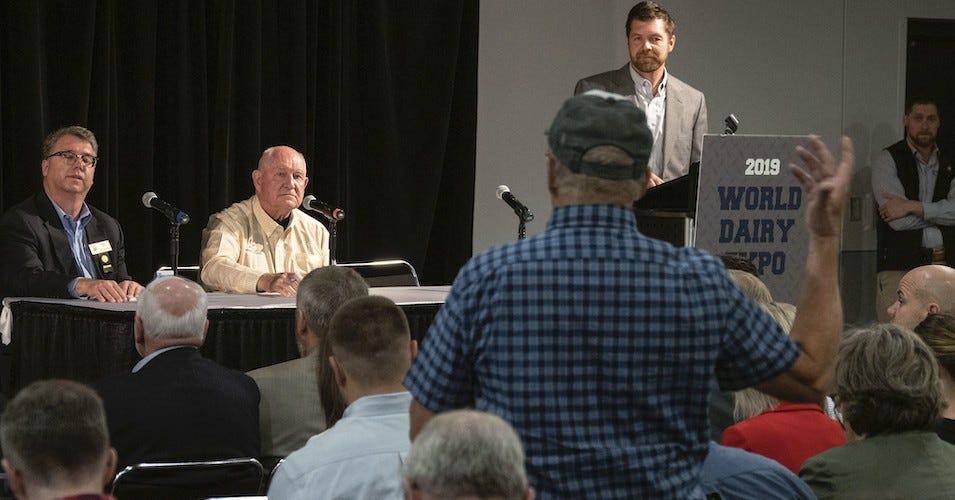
[575, 1, 707, 186]
[873, 98, 955, 322]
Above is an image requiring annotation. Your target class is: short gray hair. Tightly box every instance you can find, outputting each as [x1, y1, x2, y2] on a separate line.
[1, 380, 109, 487]
[835, 324, 942, 436]
[137, 276, 208, 341]
[298, 266, 369, 337]
[41, 126, 98, 157]
[551, 146, 645, 200]
[404, 410, 529, 499]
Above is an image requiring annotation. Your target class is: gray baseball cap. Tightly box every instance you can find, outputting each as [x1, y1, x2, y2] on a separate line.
[546, 90, 653, 180]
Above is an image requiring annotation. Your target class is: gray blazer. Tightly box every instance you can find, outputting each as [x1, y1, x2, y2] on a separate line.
[247, 351, 326, 457]
[575, 64, 707, 181]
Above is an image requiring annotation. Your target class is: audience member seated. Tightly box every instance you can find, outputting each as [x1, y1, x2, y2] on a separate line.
[247, 266, 368, 457]
[887, 264, 955, 329]
[1, 380, 117, 500]
[914, 313, 955, 445]
[709, 270, 801, 441]
[403, 410, 535, 500]
[800, 324, 955, 499]
[96, 276, 260, 470]
[268, 296, 417, 499]
[700, 441, 815, 500]
[721, 302, 845, 473]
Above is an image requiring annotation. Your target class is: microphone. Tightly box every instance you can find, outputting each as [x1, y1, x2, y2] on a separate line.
[302, 195, 345, 221]
[142, 192, 189, 225]
[496, 185, 534, 222]
[724, 114, 740, 135]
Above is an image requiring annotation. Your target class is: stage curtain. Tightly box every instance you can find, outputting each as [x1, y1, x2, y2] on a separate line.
[0, 0, 477, 285]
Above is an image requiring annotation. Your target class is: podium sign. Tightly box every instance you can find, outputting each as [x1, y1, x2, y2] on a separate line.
[694, 135, 809, 304]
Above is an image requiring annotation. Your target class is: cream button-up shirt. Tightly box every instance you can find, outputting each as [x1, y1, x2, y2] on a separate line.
[199, 195, 329, 293]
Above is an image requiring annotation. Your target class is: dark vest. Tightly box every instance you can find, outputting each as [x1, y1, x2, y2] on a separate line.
[876, 140, 955, 271]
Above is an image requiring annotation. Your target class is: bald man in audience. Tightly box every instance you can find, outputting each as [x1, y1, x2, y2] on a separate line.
[887, 264, 955, 329]
[1, 380, 117, 500]
[96, 276, 260, 470]
[247, 265, 368, 457]
[403, 410, 535, 500]
[268, 296, 417, 499]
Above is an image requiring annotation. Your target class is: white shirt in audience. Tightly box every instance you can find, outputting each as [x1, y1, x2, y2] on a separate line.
[267, 391, 411, 500]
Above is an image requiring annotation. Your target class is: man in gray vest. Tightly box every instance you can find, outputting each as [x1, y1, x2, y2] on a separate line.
[873, 98, 955, 322]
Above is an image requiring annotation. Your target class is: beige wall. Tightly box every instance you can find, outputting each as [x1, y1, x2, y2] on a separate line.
[476, 1, 955, 322]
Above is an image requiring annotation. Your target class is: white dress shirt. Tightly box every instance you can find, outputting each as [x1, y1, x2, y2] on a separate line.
[630, 65, 668, 178]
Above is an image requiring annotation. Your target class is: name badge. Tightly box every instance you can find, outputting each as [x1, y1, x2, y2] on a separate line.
[89, 240, 113, 255]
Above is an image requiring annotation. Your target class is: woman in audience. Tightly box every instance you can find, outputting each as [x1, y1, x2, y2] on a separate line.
[720, 301, 846, 474]
[800, 324, 955, 499]
[914, 313, 955, 444]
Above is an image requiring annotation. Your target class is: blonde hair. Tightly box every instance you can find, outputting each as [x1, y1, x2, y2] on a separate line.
[733, 301, 796, 421]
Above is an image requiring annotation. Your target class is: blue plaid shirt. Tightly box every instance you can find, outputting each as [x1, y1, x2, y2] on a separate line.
[404, 204, 800, 499]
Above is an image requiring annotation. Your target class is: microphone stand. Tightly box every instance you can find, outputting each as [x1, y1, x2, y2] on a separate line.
[328, 220, 338, 265]
[515, 209, 533, 240]
[169, 222, 183, 276]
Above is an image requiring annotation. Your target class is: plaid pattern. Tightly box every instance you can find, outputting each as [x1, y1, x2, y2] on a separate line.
[405, 204, 800, 499]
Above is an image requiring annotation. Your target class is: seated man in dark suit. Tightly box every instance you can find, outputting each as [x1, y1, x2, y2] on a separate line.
[1, 379, 118, 500]
[96, 276, 260, 470]
[0, 125, 142, 301]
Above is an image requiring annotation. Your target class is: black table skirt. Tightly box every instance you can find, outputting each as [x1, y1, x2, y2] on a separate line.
[5, 301, 440, 396]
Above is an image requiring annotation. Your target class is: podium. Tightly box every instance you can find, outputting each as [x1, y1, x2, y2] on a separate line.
[693, 134, 810, 304]
[632, 163, 699, 247]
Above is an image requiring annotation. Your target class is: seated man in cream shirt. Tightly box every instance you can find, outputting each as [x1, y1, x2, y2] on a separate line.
[200, 146, 329, 296]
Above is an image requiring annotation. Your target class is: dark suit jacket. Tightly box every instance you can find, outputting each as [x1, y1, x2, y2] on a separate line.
[575, 64, 708, 181]
[0, 192, 131, 298]
[96, 347, 261, 470]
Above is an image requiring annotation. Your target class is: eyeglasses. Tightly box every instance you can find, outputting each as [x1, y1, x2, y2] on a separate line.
[46, 150, 98, 168]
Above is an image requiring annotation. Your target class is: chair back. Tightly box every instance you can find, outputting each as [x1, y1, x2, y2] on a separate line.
[336, 259, 420, 287]
[155, 265, 201, 282]
[110, 457, 264, 499]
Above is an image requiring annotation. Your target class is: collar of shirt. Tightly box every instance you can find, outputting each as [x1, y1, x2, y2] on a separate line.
[252, 195, 296, 237]
[132, 345, 196, 372]
[907, 141, 940, 170]
[48, 195, 92, 230]
[629, 65, 668, 100]
[341, 391, 412, 420]
[547, 204, 638, 232]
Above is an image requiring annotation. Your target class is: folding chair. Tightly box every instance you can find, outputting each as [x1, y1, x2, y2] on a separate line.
[336, 259, 420, 287]
[110, 457, 264, 499]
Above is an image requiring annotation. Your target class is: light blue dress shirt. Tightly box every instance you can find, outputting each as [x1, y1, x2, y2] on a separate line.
[47, 195, 95, 297]
[267, 391, 411, 500]
[871, 145, 955, 249]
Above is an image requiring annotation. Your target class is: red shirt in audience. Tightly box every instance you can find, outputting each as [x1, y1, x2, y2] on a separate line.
[721, 402, 846, 474]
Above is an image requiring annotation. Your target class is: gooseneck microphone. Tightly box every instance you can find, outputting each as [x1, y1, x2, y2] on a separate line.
[302, 195, 345, 221]
[142, 192, 190, 225]
[496, 185, 534, 222]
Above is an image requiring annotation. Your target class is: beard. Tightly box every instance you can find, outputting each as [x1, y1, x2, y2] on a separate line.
[908, 130, 937, 149]
[632, 52, 665, 74]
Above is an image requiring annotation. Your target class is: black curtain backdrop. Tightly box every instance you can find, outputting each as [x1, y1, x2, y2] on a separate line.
[0, 0, 477, 285]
